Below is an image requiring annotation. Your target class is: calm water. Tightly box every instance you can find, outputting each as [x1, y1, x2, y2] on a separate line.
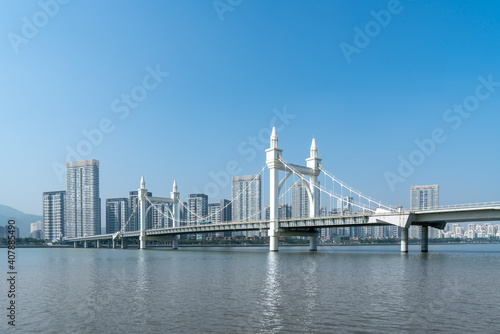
[3, 244, 500, 333]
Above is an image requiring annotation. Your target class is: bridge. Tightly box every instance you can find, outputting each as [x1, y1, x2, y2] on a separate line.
[66, 128, 500, 252]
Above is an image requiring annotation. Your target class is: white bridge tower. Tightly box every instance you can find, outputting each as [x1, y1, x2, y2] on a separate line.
[138, 177, 180, 250]
[266, 127, 321, 251]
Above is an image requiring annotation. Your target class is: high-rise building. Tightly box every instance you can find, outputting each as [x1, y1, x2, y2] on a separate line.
[219, 199, 232, 238]
[30, 221, 45, 239]
[232, 175, 262, 222]
[337, 196, 353, 214]
[219, 199, 232, 222]
[150, 202, 172, 229]
[411, 185, 439, 209]
[292, 181, 309, 218]
[265, 203, 292, 220]
[187, 194, 208, 240]
[106, 198, 129, 234]
[43, 190, 65, 241]
[128, 190, 152, 231]
[232, 175, 262, 237]
[0, 225, 19, 239]
[410, 185, 439, 239]
[179, 202, 188, 226]
[187, 194, 208, 224]
[208, 203, 222, 238]
[208, 203, 221, 224]
[65, 159, 100, 237]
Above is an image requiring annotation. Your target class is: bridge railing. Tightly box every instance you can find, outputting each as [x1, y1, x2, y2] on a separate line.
[413, 201, 500, 212]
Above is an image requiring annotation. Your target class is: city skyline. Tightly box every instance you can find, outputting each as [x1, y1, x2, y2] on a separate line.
[38, 155, 497, 239]
[2, 1, 500, 217]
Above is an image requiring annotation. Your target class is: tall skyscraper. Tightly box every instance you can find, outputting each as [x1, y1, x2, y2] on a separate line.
[410, 185, 440, 239]
[208, 203, 222, 238]
[208, 203, 222, 224]
[292, 181, 309, 218]
[106, 198, 129, 234]
[232, 175, 262, 237]
[411, 185, 439, 210]
[232, 175, 262, 222]
[219, 199, 232, 238]
[187, 194, 208, 240]
[179, 202, 188, 226]
[187, 194, 208, 224]
[150, 202, 172, 229]
[65, 159, 100, 237]
[43, 190, 65, 241]
[219, 199, 232, 222]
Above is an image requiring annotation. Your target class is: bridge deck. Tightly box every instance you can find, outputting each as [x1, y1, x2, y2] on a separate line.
[66, 206, 500, 243]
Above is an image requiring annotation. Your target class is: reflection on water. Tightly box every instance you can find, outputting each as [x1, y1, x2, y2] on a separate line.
[260, 252, 282, 333]
[6, 244, 500, 333]
[133, 250, 149, 322]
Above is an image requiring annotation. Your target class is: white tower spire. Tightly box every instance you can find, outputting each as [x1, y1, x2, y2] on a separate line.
[173, 180, 177, 192]
[140, 176, 145, 189]
[310, 137, 318, 158]
[270, 126, 278, 148]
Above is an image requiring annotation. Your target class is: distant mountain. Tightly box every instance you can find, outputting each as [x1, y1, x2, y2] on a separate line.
[0, 204, 42, 237]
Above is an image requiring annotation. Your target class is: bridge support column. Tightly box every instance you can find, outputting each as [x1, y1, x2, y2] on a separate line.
[112, 239, 116, 249]
[269, 224, 279, 252]
[138, 176, 148, 250]
[74, 242, 77, 248]
[84, 241, 88, 248]
[401, 227, 408, 253]
[121, 239, 128, 249]
[96, 240, 100, 248]
[140, 233, 147, 250]
[172, 235, 178, 249]
[421, 226, 429, 253]
[309, 232, 318, 251]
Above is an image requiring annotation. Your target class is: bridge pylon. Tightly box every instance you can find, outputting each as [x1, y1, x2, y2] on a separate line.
[171, 180, 180, 249]
[266, 127, 321, 251]
[139, 176, 148, 250]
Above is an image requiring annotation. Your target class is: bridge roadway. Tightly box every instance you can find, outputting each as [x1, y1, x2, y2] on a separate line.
[66, 203, 500, 252]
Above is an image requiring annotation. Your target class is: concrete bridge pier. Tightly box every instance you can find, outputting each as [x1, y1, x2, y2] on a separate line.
[401, 227, 409, 253]
[121, 239, 128, 249]
[139, 233, 147, 250]
[421, 226, 429, 253]
[84, 241, 88, 248]
[96, 240, 100, 248]
[172, 235, 178, 249]
[309, 232, 318, 251]
[269, 222, 279, 252]
[74, 242, 77, 248]
[112, 239, 116, 249]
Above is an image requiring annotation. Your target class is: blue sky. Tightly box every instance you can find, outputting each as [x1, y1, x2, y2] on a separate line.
[1, 0, 499, 216]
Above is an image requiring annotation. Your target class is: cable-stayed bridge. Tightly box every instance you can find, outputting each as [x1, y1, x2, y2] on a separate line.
[66, 128, 500, 252]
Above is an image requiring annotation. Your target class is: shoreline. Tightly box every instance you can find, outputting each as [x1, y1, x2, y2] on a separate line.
[2, 241, 499, 249]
